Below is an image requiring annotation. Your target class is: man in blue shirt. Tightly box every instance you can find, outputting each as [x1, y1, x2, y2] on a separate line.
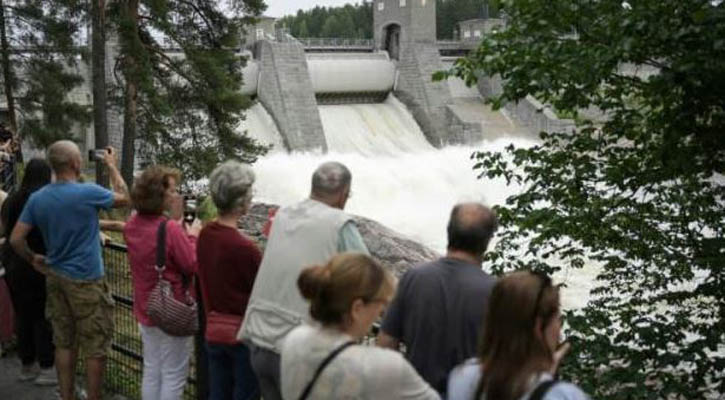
[10, 140, 130, 400]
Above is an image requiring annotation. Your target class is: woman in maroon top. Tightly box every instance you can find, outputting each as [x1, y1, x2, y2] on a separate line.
[197, 161, 261, 400]
[124, 166, 200, 400]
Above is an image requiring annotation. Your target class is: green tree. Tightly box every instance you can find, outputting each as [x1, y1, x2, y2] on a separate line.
[0, 0, 90, 151]
[279, 2, 374, 40]
[321, 15, 341, 38]
[437, 0, 501, 39]
[445, 0, 725, 397]
[109, 0, 269, 185]
[297, 19, 309, 38]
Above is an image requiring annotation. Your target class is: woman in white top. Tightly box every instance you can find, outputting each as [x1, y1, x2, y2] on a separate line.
[281, 252, 440, 400]
[448, 271, 589, 400]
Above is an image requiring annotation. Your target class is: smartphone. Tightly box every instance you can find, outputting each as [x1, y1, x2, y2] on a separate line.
[88, 148, 108, 162]
[183, 196, 197, 224]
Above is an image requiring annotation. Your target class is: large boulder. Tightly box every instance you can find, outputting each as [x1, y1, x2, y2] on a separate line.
[240, 203, 440, 277]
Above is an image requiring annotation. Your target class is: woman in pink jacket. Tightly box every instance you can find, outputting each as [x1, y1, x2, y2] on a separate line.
[124, 166, 200, 400]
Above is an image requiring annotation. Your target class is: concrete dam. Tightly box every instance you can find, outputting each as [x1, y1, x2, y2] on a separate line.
[237, 1, 595, 310]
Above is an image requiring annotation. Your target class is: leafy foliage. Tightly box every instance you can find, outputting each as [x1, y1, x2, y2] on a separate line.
[109, 0, 269, 184]
[278, 0, 500, 40]
[446, 0, 725, 397]
[0, 0, 91, 148]
[279, 3, 373, 39]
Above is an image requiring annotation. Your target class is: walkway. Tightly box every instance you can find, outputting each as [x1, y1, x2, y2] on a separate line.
[0, 356, 57, 400]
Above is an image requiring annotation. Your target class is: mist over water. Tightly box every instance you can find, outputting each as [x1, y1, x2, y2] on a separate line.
[247, 96, 596, 309]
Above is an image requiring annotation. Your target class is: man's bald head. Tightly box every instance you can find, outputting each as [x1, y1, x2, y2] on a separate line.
[311, 161, 351, 197]
[47, 140, 81, 174]
[447, 203, 498, 256]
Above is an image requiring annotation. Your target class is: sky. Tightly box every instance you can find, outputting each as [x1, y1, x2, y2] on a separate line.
[264, 0, 362, 18]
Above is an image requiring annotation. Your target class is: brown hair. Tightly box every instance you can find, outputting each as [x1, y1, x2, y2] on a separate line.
[131, 166, 181, 215]
[297, 253, 395, 326]
[474, 271, 560, 400]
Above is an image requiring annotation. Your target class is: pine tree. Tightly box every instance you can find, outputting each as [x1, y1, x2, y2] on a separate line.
[110, 0, 269, 185]
[0, 0, 90, 152]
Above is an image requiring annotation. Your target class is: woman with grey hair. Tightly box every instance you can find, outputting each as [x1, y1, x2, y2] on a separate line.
[197, 161, 261, 400]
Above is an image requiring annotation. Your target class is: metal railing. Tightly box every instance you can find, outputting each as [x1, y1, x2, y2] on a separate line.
[102, 241, 384, 399]
[103, 242, 201, 400]
[297, 37, 375, 49]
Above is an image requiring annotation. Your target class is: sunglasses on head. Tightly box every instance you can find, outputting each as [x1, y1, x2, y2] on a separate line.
[530, 270, 553, 322]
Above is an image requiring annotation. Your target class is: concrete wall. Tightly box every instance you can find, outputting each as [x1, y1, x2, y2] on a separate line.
[243, 17, 277, 47]
[395, 42, 458, 147]
[256, 40, 326, 152]
[477, 74, 575, 134]
[458, 18, 504, 42]
[374, 0, 436, 48]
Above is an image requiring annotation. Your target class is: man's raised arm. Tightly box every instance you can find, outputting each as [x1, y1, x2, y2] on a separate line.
[103, 147, 130, 208]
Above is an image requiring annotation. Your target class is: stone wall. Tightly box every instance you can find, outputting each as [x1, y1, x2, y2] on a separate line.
[257, 41, 326, 152]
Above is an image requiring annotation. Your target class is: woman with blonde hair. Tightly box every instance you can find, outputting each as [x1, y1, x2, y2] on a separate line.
[281, 253, 440, 400]
[447, 271, 589, 400]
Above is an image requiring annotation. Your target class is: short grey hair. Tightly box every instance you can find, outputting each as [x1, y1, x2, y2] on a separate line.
[47, 140, 80, 173]
[311, 161, 351, 196]
[209, 160, 255, 214]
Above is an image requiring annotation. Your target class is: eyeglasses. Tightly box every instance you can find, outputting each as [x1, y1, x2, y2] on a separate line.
[530, 270, 552, 323]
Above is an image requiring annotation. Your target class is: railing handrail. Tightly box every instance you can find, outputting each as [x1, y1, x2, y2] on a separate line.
[296, 37, 374, 48]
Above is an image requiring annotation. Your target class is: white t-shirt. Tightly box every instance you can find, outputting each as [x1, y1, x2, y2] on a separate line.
[281, 324, 441, 400]
[448, 359, 590, 400]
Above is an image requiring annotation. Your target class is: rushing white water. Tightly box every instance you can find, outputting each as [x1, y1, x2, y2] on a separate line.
[318, 96, 434, 156]
[249, 96, 595, 309]
[237, 102, 286, 151]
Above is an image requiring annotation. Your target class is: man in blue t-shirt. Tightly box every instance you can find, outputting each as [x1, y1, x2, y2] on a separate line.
[10, 140, 130, 400]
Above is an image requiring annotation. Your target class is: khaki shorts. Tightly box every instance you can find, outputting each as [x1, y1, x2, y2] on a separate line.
[46, 274, 114, 358]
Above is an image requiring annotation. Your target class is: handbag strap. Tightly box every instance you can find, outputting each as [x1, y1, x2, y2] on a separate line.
[298, 341, 355, 400]
[529, 379, 559, 400]
[156, 219, 168, 271]
[155, 219, 193, 296]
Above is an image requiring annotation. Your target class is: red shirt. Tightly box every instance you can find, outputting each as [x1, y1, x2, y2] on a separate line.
[124, 214, 198, 326]
[197, 221, 261, 317]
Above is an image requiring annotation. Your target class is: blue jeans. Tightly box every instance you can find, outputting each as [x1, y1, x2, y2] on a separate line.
[206, 342, 260, 400]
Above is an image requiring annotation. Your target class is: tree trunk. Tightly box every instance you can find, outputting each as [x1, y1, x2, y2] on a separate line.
[122, 77, 137, 186]
[0, 0, 17, 134]
[92, 0, 109, 186]
[0, 0, 22, 192]
[120, 0, 139, 186]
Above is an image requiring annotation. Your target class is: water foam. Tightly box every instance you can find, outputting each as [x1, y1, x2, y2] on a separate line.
[249, 97, 595, 309]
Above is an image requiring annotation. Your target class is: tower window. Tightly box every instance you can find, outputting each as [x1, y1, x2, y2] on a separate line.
[400, 0, 406, 6]
[378, 2, 384, 11]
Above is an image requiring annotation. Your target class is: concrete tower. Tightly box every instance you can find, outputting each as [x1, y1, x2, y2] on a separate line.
[372, 0, 478, 147]
[374, 0, 437, 59]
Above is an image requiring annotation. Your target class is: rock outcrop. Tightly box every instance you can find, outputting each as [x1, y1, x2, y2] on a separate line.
[240, 203, 439, 277]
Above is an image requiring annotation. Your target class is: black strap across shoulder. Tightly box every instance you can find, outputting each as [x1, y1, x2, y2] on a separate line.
[529, 379, 559, 400]
[156, 219, 191, 290]
[156, 219, 168, 268]
[298, 341, 355, 400]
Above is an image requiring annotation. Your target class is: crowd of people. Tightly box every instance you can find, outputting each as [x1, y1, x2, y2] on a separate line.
[0, 138, 590, 400]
